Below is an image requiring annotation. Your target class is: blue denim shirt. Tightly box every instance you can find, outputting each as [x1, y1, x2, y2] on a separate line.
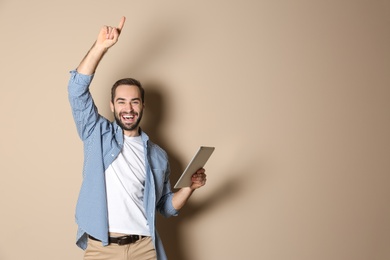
[68, 70, 178, 260]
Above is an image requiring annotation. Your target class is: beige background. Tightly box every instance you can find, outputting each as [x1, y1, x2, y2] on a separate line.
[0, 0, 389, 259]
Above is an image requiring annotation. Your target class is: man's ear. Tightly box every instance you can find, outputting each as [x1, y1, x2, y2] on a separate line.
[110, 101, 114, 112]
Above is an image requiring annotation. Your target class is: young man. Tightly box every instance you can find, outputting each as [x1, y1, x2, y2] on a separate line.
[68, 17, 207, 260]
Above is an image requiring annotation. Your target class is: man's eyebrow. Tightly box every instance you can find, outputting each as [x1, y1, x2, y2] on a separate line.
[115, 97, 141, 102]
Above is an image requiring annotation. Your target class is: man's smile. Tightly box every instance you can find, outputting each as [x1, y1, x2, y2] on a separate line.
[121, 113, 136, 122]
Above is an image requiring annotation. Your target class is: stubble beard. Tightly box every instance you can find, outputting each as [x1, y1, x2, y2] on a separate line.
[114, 109, 143, 131]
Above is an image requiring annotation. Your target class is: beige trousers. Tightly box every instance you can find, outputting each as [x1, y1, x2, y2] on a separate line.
[83, 234, 157, 260]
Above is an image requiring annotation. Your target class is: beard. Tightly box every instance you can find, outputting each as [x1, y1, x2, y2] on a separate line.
[114, 109, 144, 132]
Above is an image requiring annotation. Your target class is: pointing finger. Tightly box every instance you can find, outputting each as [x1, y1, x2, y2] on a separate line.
[118, 16, 126, 31]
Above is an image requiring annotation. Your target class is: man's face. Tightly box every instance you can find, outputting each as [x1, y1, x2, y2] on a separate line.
[110, 84, 144, 136]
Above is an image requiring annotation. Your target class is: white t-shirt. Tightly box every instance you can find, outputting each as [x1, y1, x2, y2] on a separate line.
[105, 135, 150, 236]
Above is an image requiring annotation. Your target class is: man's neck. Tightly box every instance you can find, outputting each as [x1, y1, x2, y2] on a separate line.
[123, 128, 140, 137]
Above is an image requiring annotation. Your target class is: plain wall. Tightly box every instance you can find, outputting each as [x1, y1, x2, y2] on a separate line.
[0, 1, 389, 259]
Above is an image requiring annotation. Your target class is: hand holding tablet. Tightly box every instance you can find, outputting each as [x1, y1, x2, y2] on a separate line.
[174, 146, 215, 189]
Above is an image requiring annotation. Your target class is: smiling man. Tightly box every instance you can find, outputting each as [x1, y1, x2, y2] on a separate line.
[110, 78, 145, 135]
[67, 17, 207, 260]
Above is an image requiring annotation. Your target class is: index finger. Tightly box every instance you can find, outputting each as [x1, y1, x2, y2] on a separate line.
[118, 16, 126, 31]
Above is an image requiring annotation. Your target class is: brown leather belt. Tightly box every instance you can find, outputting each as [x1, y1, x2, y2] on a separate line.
[88, 234, 147, 245]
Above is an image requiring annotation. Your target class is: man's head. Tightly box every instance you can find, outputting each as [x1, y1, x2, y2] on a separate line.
[110, 78, 145, 136]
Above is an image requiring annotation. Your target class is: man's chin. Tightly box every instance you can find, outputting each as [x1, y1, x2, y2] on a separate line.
[122, 123, 137, 131]
[122, 120, 141, 131]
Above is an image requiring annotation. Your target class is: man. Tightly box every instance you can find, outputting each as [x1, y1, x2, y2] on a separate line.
[68, 17, 207, 260]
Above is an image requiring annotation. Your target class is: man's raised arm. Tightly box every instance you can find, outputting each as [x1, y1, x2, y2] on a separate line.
[77, 16, 126, 75]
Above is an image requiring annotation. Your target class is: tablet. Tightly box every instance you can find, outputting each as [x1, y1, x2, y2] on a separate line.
[174, 146, 215, 189]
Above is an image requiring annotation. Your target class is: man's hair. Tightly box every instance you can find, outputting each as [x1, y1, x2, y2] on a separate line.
[111, 78, 145, 103]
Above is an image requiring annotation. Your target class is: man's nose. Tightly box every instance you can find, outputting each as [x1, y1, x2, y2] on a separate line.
[125, 102, 133, 111]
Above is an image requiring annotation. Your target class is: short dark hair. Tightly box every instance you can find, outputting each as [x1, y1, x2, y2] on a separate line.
[111, 78, 145, 103]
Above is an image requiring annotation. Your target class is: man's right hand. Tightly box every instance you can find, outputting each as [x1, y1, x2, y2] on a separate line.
[76, 16, 126, 75]
[96, 16, 126, 50]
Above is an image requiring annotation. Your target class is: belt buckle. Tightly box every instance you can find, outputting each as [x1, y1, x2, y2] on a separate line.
[117, 236, 130, 245]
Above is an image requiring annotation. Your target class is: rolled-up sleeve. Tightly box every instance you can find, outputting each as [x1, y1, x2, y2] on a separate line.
[68, 70, 99, 140]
